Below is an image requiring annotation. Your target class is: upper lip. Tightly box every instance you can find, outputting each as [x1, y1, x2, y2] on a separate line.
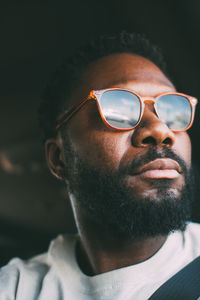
[133, 158, 182, 175]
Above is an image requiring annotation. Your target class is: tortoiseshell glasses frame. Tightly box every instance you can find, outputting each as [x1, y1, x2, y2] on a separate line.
[56, 88, 198, 132]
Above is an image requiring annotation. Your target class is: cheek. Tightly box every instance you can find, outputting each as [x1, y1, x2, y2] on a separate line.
[70, 128, 131, 171]
[174, 133, 191, 167]
[67, 102, 132, 170]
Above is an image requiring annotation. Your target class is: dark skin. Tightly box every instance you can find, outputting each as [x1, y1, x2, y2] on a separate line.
[46, 53, 191, 275]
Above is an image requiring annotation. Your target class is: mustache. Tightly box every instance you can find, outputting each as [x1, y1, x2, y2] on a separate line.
[126, 147, 189, 176]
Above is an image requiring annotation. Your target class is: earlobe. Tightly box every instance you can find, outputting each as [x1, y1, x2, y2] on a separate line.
[45, 136, 67, 180]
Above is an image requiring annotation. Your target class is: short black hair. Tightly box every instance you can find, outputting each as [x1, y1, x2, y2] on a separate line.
[38, 31, 168, 141]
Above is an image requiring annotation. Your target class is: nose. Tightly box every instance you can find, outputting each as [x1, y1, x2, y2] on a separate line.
[132, 106, 175, 148]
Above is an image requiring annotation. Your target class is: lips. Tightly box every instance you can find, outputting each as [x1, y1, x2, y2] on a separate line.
[132, 158, 182, 179]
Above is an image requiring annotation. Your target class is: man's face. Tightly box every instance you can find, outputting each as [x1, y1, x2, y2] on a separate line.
[60, 53, 193, 239]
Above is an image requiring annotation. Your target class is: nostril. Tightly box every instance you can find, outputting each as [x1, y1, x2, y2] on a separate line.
[163, 137, 172, 145]
[142, 136, 156, 145]
[142, 136, 172, 146]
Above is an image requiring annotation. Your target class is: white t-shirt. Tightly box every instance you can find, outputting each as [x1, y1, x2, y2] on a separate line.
[0, 222, 200, 300]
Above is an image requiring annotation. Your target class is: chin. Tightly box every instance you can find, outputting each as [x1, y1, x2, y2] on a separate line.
[139, 187, 181, 203]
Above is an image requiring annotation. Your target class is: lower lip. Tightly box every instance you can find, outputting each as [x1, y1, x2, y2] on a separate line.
[138, 169, 179, 179]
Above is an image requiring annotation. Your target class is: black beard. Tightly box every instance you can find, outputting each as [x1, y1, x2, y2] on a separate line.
[65, 145, 194, 241]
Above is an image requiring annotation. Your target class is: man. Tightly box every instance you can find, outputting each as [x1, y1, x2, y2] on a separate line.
[1, 31, 200, 299]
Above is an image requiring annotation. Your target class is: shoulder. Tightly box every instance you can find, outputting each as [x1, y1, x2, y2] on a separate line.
[0, 254, 49, 299]
[185, 221, 200, 236]
[0, 234, 78, 299]
[184, 222, 200, 255]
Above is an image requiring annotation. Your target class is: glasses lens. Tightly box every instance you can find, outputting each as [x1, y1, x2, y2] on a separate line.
[156, 94, 192, 131]
[99, 90, 141, 129]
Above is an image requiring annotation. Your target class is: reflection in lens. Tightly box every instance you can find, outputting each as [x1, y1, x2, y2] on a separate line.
[99, 90, 141, 129]
[156, 95, 191, 130]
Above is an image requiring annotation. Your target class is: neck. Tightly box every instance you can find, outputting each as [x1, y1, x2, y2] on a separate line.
[73, 204, 167, 276]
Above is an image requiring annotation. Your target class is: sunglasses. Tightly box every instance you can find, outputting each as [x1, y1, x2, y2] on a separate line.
[56, 88, 198, 132]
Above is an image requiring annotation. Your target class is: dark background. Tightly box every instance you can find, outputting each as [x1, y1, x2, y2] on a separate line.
[1, 0, 200, 266]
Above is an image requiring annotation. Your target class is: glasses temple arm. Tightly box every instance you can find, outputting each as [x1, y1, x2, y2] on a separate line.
[56, 92, 95, 130]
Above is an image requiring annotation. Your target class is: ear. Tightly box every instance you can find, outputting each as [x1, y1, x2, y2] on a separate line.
[45, 135, 67, 180]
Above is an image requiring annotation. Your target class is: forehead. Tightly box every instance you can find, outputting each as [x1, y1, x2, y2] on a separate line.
[69, 53, 175, 105]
